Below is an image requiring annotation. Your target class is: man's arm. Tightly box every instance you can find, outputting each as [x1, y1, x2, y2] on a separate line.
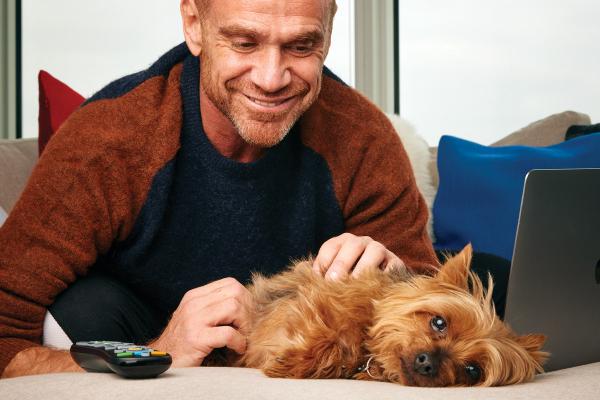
[1, 347, 82, 379]
[0, 124, 139, 378]
[301, 77, 439, 274]
[1, 277, 254, 378]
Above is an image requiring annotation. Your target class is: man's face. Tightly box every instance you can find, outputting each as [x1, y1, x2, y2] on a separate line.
[198, 0, 332, 147]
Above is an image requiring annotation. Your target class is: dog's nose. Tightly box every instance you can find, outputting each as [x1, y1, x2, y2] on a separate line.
[414, 352, 439, 377]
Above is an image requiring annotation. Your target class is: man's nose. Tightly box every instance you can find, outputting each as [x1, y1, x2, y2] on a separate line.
[250, 47, 291, 93]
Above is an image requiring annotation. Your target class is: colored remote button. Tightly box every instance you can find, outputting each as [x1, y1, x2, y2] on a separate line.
[70, 341, 172, 378]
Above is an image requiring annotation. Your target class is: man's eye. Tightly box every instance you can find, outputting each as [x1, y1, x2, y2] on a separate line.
[288, 43, 313, 55]
[233, 42, 256, 51]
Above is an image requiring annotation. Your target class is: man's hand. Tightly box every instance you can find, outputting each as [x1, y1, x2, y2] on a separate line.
[312, 233, 406, 280]
[148, 277, 253, 368]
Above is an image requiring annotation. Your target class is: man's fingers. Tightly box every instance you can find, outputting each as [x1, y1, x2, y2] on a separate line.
[195, 296, 250, 330]
[351, 241, 388, 277]
[180, 277, 248, 308]
[312, 235, 343, 275]
[382, 254, 407, 274]
[324, 236, 369, 280]
[202, 326, 247, 355]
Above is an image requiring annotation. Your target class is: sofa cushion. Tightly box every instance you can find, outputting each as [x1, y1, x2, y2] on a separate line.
[0, 139, 39, 212]
[433, 133, 600, 260]
[491, 110, 591, 146]
[386, 114, 436, 241]
[565, 123, 600, 141]
[1, 364, 599, 400]
[428, 111, 592, 189]
[38, 70, 85, 155]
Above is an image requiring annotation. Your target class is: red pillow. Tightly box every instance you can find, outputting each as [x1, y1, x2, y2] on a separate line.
[38, 70, 85, 155]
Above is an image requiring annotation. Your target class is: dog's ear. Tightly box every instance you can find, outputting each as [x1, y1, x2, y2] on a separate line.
[436, 244, 473, 289]
[515, 333, 548, 366]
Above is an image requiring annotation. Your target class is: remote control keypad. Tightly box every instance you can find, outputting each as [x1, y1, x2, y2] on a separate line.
[75, 341, 166, 358]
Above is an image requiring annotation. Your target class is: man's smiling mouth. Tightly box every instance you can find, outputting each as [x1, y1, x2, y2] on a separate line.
[244, 94, 297, 110]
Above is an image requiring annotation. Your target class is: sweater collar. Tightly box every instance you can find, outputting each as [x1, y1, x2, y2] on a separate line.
[179, 54, 299, 179]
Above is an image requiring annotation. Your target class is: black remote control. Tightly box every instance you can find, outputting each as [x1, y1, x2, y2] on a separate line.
[70, 341, 172, 379]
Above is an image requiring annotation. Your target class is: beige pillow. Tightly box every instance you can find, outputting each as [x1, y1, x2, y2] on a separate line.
[492, 110, 591, 147]
[0, 138, 38, 212]
[386, 114, 436, 242]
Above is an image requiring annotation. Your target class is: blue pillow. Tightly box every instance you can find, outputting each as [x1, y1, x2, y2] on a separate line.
[433, 132, 600, 260]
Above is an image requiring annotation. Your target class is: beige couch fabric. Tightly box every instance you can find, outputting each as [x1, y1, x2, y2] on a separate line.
[491, 110, 591, 147]
[0, 138, 38, 212]
[2, 363, 599, 400]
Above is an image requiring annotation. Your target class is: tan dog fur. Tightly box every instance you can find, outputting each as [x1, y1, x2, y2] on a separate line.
[214, 245, 547, 386]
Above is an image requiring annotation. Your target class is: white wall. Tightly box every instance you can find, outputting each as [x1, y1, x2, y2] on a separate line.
[399, 0, 600, 145]
[21, 0, 355, 138]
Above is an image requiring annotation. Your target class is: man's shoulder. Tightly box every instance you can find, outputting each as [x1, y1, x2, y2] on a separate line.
[86, 43, 189, 105]
[46, 46, 190, 163]
[46, 67, 182, 165]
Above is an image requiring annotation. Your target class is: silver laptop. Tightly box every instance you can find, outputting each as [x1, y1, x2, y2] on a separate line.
[504, 168, 600, 372]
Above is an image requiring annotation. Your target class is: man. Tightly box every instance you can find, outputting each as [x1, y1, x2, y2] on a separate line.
[0, 0, 437, 378]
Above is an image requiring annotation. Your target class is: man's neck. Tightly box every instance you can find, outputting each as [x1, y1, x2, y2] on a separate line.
[199, 85, 265, 163]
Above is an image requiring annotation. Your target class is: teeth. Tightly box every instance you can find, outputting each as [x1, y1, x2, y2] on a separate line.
[250, 98, 286, 107]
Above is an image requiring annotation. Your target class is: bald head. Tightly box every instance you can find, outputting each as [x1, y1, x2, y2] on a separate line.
[195, 0, 337, 32]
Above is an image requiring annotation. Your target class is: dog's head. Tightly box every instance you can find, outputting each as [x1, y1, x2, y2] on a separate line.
[366, 245, 548, 386]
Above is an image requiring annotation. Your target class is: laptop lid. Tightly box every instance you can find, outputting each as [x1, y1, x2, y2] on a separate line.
[504, 168, 600, 372]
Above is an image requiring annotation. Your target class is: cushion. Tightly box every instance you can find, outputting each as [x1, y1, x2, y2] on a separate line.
[428, 111, 592, 190]
[433, 133, 600, 260]
[491, 110, 591, 147]
[565, 123, 600, 141]
[0, 139, 39, 212]
[386, 114, 436, 241]
[1, 363, 599, 400]
[38, 70, 85, 155]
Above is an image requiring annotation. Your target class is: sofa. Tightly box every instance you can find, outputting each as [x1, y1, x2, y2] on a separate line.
[1, 111, 599, 399]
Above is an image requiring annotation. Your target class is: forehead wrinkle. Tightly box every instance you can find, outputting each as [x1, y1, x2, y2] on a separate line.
[206, 1, 329, 38]
[217, 19, 326, 49]
[236, 0, 328, 19]
[199, 0, 336, 24]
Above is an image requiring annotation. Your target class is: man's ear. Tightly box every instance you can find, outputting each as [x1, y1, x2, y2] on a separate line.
[436, 244, 473, 289]
[181, 0, 203, 56]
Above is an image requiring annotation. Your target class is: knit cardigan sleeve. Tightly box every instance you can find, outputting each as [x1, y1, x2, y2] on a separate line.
[0, 122, 132, 373]
[0, 66, 183, 375]
[300, 75, 439, 273]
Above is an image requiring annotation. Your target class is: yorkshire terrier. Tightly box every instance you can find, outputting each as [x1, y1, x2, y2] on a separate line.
[214, 245, 548, 386]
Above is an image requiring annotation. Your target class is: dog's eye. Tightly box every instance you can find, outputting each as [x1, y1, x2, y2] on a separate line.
[430, 316, 447, 332]
[465, 363, 482, 383]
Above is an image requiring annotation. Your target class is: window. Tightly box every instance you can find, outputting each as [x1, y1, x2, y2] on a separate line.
[398, 0, 600, 145]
